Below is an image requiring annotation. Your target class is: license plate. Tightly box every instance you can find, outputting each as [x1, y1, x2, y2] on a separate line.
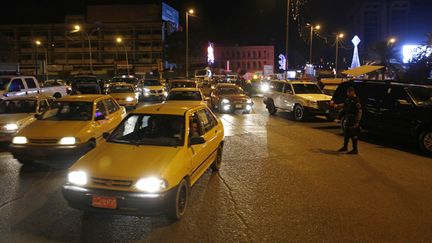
[235, 104, 242, 108]
[92, 196, 117, 209]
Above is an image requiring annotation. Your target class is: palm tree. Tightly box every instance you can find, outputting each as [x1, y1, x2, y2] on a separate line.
[403, 33, 432, 84]
[367, 41, 403, 80]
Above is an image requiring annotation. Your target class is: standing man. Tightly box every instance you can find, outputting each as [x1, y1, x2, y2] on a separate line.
[331, 87, 362, 154]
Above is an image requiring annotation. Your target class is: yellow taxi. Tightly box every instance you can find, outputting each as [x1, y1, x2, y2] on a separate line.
[10, 95, 126, 164]
[165, 87, 209, 106]
[62, 102, 224, 220]
[107, 83, 139, 109]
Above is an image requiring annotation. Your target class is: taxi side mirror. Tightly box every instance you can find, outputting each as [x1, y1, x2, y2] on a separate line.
[103, 132, 110, 139]
[190, 137, 205, 146]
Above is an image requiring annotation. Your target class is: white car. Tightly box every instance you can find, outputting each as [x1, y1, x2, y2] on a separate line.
[0, 76, 68, 99]
[0, 96, 55, 142]
[263, 80, 332, 121]
[42, 80, 70, 98]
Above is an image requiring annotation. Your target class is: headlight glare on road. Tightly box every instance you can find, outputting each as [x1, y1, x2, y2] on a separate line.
[5, 123, 18, 131]
[12, 136, 27, 144]
[221, 98, 230, 104]
[135, 177, 167, 193]
[68, 171, 87, 186]
[126, 97, 134, 102]
[59, 137, 77, 145]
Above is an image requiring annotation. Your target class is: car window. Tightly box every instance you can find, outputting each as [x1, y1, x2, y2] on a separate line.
[41, 102, 93, 121]
[104, 98, 119, 114]
[25, 78, 38, 89]
[270, 82, 284, 92]
[95, 101, 108, 118]
[284, 84, 292, 93]
[0, 100, 37, 114]
[384, 86, 411, 108]
[9, 79, 25, 92]
[201, 108, 218, 133]
[189, 112, 204, 137]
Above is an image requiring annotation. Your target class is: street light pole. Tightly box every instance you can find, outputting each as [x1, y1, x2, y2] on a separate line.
[116, 37, 129, 76]
[186, 9, 195, 79]
[335, 33, 344, 78]
[285, 0, 290, 80]
[309, 24, 320, 65]
[72, 25, 99, 73]
[35, 40, 49, 81]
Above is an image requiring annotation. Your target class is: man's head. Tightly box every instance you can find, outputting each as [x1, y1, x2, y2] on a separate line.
[346, 87, 356, 98]
[190, 120, 198, 135]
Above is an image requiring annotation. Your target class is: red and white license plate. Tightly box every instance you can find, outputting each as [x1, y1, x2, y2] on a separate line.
[235, 104, 242, 108]
[92, 196, 117, 209]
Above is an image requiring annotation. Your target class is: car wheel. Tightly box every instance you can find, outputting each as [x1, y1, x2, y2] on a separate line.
[293, 104, 305, 121]
[419, 129, 432, 156]
[53, 93, 62, 99]
[211, 146, 223, 171]
[267, 100, 277, 115]
[166, 179, 189, 221]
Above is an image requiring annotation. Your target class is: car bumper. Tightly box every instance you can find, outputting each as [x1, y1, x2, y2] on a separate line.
[305, 107, 331, 115]
[221, 103, 253, 111]
[9, 142, 90, 161]
[62, 185, 177, 216]
[0, 132, 16, 142]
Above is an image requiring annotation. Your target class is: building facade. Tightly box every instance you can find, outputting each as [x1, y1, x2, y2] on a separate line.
[0, 4, 179, 78]
[214, 46, 275, 74]
[353, 0, 410, 46]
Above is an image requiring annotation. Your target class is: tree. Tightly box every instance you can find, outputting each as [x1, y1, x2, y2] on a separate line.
[366, 41, 403, 80]
[402, 33, 432, 84]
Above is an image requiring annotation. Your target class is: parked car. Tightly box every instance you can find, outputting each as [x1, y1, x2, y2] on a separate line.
[62, 102, 224, 220]
[106, 76, 142, 96]
[108, 83, 139, 109]
[210, 83, 253, 113]
[165, 88, 209, 106]
[0, 96, 55, 142]
[263, 80, 333, 121]
[332, 80, 432, 155]
[71, 75, 101, 94]
[142, 79, 166, 100]
[9, 95, 126, 164]
[42, 79, 70, 98]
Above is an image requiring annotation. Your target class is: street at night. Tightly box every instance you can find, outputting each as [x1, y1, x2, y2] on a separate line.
[1, 99, 431, 242]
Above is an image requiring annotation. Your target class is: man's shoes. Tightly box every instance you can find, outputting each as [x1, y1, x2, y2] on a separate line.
[338, 147, 348, 152]
[347, 150, 358, 155]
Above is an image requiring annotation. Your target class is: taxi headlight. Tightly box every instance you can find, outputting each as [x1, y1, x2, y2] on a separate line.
[126, 97, 134, 102]
[6, 123, 18, 131]
[246, 98, 252, 103]
[68, 171, 87, 186]
[59, 137, 77, 145]
[135, 177, 167, 193]
[12, 136, 27, 144]
[261, 83, 270, 92]
[306, 100, 318, 107]
[143, 88, 150, 92]
[221, 98, 230, 104]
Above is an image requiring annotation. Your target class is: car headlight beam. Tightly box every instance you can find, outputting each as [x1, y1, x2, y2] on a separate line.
[12, 136, 27, 144]
[135, 177, 167, 193]
[126, 97, 134, 102]
[5, 123, 18, 131]
[59, 137, 77, 145]
[68, 171, 88, 186]
[221, 98, 230, 104]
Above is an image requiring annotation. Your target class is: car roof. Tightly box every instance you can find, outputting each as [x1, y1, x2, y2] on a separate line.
[110, 82, 134, 87]
[169, 88, 201, 92]
[133, 102, 205, 116]
[57, 95, 108, 102]
[2, 95, 51, 101]
[170, 79, 195, 83]
[215, 83, 237, 87]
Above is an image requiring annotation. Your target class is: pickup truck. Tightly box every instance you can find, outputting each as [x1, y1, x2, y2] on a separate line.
[0, 75, 68, 99]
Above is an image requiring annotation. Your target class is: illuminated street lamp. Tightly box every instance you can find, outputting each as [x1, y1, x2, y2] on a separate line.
[308, 24, 321, 64]
[335, 33, 344, 78]
[388, 37, 397, 45]
[71, 24, 99, 73]
[186, 8, 195, 79]
[35, 40, 49, 81]
[116, 37, 130, 76]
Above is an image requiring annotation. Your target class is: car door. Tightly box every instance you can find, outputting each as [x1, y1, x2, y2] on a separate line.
[188, 110, 209, 184]
[380, 86, 416, 136]
[7, 78, 27, 97]
[103, 98, 123, 132]
[93, 100, 110, 141]
[361, 83, 388, 129]
[281, 83, 295, 111]
[24, 78, 39, 96]
[270, 81, 285, 108]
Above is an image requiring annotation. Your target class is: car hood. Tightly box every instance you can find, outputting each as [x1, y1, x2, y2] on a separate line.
[296, 94, 332, 102]
[17, 120, 90, 138]
[0, 113, 35, 125]
[72, 142, 182, 179]
[219, 94, 250, 101]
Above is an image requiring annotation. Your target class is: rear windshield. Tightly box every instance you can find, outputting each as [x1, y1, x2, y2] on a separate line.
[109, 85, 135, 93]
[73, 77, 98, 84]
[144, 80, 161, 86]
[167, 91, 202, 101]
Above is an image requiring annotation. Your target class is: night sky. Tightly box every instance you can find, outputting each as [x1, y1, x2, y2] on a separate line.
[1, 0, 431, 66]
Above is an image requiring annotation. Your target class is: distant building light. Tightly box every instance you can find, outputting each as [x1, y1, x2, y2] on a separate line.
[402, 44, 431, 63]
[207, 42, 215, 64]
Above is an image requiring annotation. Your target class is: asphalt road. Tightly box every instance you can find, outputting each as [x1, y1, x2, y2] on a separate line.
[1, 98, 432, 242]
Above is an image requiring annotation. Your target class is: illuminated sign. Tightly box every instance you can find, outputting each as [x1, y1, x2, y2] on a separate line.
[278, 54, 286, 70]
[162, 3, 179, 30]
[402, 45, 432, 63]
[207, 43, 215, 64]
